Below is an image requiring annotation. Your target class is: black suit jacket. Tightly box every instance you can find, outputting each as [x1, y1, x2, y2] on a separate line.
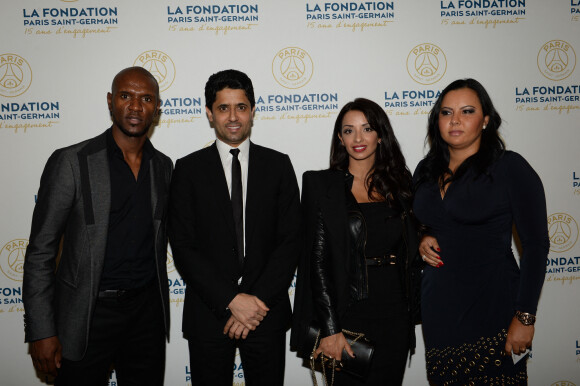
[23, 130, 173, 360]
[168, 142, 301, 335]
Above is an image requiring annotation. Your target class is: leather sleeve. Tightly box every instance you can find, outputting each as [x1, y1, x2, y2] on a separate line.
[310, 207, 341, 337]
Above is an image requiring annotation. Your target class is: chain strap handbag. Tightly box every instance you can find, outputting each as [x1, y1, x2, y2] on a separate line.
[306, 323, 375, 385]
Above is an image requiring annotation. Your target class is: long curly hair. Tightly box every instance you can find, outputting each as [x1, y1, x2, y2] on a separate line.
[329, 98, 413, 202]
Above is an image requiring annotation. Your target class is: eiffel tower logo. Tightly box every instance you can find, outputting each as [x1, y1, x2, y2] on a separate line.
[0, 63, 23, 89]
[281, 56, 305, 81]
[416, 53, 439, 77]
[550, 221, 571, 246]
[143, 60, 167, 84]
[1, 239, 29, 281]
[548, 213, 579, 253]
[545, 48, 568, 73]
[9, 246, 25, 274]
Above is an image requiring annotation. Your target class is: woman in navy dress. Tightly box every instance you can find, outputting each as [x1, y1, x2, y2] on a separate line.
[413, 79, 549, 385]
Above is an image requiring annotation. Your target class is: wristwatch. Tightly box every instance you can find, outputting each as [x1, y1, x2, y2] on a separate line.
[515, 310, 536, 326]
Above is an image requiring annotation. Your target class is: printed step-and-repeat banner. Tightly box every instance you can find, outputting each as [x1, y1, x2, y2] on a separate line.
[1, 1, 579, 385]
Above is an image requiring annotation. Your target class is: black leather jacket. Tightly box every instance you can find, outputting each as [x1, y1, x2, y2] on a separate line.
[311, 173, 422, 347]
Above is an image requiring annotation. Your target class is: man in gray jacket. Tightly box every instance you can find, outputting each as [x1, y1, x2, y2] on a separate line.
[23, 67, 172, 386]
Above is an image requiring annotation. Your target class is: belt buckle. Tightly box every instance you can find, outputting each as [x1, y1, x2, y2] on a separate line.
[372, 256, 384, 267]
[388, 254, 396, 265]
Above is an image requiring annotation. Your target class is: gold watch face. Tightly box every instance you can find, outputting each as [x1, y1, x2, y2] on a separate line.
[516, 311, 535, 325]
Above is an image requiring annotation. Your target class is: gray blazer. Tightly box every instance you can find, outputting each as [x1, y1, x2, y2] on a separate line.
[23, 130, 172, 360]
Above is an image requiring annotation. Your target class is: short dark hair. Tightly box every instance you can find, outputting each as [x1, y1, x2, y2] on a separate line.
[330, 98, 413, 202]
[204, 69, 255, 109]
[416, 78, 505, 187]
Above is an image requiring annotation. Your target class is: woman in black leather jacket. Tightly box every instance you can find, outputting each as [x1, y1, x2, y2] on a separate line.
[291, 98, 422, 385]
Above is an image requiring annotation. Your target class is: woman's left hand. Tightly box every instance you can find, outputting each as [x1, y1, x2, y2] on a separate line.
[313, 332, 354, 362]
[419, 235, 443, 267]
[505, 316, 534, 355]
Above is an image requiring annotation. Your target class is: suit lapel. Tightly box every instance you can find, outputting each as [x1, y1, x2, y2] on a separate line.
[86, 151, 111, 228]
[77, 132, 111, 230]
[149, 154, 166, 250]
[319, 173, 347, 241]
[77, 133, 111, 296]
[319, 172, 349, 270]
[150, 154, 164, 221]
[244, 142, 264, 251]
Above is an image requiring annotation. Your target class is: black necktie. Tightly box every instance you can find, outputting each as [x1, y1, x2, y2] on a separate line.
[230, 148, 244, 271]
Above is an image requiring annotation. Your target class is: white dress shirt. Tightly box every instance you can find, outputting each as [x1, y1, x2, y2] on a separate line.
[215, 137, 249, 255]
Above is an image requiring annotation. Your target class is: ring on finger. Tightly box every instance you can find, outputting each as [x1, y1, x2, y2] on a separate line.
[422, 255, 427, 261]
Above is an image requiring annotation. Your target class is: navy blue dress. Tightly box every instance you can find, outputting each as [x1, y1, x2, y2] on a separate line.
[413, 151, 549, 385]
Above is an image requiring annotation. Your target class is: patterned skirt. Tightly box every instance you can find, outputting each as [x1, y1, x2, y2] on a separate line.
[425, 329, 528, 385]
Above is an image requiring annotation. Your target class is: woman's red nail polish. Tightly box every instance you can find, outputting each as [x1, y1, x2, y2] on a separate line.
[436, 247, 441, 252]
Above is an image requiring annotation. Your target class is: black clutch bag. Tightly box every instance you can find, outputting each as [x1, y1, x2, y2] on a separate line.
[305, 322, 375, 382]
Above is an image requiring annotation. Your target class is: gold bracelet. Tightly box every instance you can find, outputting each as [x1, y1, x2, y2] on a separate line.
[515, 310, 536, 326]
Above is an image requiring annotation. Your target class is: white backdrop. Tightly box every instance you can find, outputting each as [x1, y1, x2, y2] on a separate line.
[1, 1, 579, 385]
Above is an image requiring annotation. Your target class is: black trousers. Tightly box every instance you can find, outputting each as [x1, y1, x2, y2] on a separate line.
[188, 325, 286, 386]
[56, 282, 166, 386]
[329, 265, 411, 386]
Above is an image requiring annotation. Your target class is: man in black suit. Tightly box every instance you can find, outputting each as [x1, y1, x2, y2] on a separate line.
[168, 69, 300, 385]
[23, 67, 172, 386]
